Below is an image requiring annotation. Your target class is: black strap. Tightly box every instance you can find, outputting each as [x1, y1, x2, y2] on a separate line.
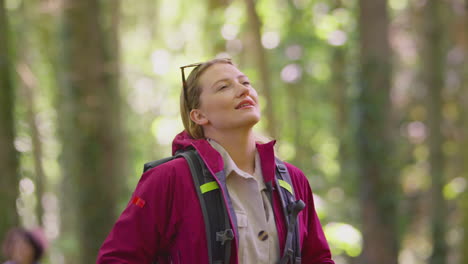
[143, 156, 176, 173]
[181, 150, 232, 264]
[275, 160, 304, 264]
[143, 150, 232, 264]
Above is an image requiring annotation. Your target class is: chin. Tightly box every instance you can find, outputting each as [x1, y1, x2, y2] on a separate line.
[243, 115, 260, 127]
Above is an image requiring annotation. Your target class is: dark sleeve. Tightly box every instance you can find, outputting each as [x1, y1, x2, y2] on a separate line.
[97, 164, 180, 264]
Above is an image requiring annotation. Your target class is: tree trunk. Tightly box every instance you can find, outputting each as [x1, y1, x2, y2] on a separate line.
[459, 1, 468, 263]
[58, 0, 123, 262]
[244, 0, 276, 139]
[330, 0, 356, 194]
[420, 1, 448, 264]
[17, 62, 46, 227]
[357, 0, 399, 263]
[284, 0, 308, 168]
[332, 47, 347, 151]
[13, 0, 52, 230]
[0, 0, 20, 252]
[203, 0, 227, 55]
[288, 80, 305, 166]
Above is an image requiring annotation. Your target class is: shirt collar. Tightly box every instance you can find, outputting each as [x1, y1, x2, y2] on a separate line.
[207, 139, 266, 189]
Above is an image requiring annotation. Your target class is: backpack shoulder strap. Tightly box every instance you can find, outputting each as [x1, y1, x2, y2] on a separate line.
[143, 150, 232, 264]
[177, 150, 233, 264]
[275, 158, 305, 264]
[143, 156, 177, 173]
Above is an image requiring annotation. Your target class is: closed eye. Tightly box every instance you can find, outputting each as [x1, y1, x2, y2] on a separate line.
[218, 84, 229, 90]
[242, 81, 250, 86]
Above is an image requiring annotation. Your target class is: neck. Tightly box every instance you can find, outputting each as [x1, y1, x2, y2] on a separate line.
[205, 128, 257, 174]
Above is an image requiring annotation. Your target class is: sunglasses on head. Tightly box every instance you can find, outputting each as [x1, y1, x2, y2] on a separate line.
[180, 62, 202, 106]
[179, 58, 232, 105]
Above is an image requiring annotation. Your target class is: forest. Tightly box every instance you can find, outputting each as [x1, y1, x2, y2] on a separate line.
[0, 0, 467, 263]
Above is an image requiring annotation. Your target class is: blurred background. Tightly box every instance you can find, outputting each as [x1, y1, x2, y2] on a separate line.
[0, 0, 467, 263]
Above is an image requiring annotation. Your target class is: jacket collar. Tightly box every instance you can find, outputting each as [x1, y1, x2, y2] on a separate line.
[172, 131, 277, 183]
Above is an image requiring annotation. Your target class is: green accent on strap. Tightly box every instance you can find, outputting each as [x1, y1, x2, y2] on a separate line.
[278, 179, 293, 195]
[200, 181, 220, 194]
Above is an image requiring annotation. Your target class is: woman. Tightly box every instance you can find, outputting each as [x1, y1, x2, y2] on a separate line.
[2, 228, 46, 264]
[97, 58, 334, 263]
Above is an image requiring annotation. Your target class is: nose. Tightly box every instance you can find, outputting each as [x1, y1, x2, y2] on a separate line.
[236, 82, 250, 98]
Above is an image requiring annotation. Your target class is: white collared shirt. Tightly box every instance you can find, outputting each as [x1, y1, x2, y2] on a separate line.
[208, 139, 280, 264]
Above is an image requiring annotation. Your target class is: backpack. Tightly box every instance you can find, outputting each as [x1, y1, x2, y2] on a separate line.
[144, 148, 305, 264]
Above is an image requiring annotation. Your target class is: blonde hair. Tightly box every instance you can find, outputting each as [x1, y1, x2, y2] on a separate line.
[180, 58, 233, 139]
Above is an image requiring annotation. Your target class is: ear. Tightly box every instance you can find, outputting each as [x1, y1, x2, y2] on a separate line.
[190, 109, 209, 126]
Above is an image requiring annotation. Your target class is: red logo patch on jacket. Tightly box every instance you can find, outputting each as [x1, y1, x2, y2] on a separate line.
[131, 196, 146, 208]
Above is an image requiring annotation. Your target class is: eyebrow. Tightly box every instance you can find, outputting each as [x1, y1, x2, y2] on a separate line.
[212, 75, 248, 88]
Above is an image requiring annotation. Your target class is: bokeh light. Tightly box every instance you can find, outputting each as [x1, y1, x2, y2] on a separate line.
[261, 31, 280, 49]
[280, 64, 302, 83]
[151, 49, 171, 75]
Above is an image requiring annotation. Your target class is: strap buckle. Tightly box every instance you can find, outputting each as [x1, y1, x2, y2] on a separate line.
[287, 200, 306, 215]
[216, 229, 234, 245]
[277, 164, 287, 173]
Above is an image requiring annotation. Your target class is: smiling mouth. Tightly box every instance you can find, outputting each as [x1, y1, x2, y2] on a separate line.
[236, 100, 255, 109]
[236, 103, 253, 109]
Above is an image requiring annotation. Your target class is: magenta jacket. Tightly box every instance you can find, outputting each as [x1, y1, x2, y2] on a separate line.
[97, 131, 334, 264]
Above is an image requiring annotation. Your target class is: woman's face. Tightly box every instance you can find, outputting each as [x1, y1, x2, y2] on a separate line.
[192, 63, 260, 133]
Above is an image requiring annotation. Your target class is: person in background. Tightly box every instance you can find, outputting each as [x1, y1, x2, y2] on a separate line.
[98, 58, 334, 263]
[1, 228, 47, 264]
